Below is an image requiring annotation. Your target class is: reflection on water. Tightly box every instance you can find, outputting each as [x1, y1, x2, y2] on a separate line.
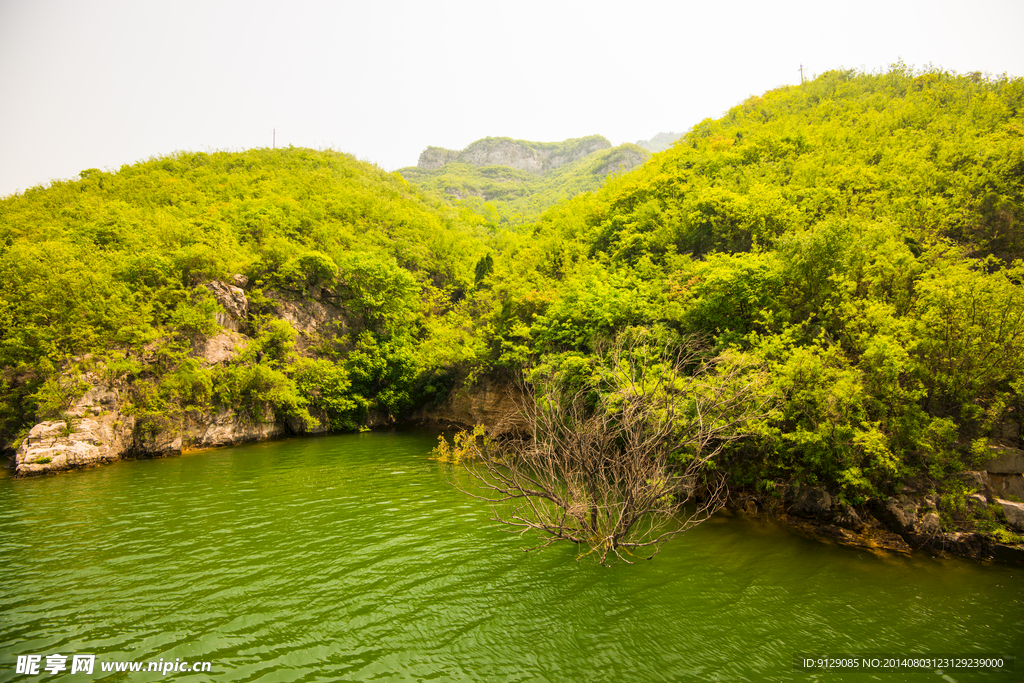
[1, 430, 1021, 682]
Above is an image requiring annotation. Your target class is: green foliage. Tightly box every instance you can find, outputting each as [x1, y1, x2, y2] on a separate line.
[276, 250, 339, 291]
[0, 147, 491, 442]
[29, 372, 90, 421]
[4, 66, 1022, 521]
[338, 251, 420, 328]
[292, 357, 358, 430]
[167, 287, 221, 339]
[485, 65, 1024, 501]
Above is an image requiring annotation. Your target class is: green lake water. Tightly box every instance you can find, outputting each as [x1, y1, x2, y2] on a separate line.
[1, 430, 1021, 682]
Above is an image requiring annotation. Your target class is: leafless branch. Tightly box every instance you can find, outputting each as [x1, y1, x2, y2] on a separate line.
[443, 328, 773, 565]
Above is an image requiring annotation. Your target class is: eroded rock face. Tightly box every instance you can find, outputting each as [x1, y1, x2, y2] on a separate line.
[962, 449, 1024, 501]
[413, 376, 525, 434]
[417, 147, 459, 171]
[418, 137, 612, 175]
[186, 408, 287, 449]
[790, 487, 832, 519]
[200, 330, 247, 365]
[998, 499, 1024, 531]
[267, 292, 346, 350]
[595, 148, 650, 176]
[833, 504, 864, 531]
[916, 512, 943, 537]
[15, 376, 135, 476]
[869, 495, 919, 535]
[204, 280, 249, 332]
[982, 447, 1024, 475]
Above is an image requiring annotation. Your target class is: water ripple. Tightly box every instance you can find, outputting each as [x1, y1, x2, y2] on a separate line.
[1, 430, 1022, 682]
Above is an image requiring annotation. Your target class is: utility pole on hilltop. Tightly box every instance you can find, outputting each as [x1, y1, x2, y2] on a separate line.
[799, 64, 805, 85]
[273, 129, 276, 149]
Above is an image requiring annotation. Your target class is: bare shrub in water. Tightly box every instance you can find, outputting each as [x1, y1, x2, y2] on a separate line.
[440, 328, 772, 565]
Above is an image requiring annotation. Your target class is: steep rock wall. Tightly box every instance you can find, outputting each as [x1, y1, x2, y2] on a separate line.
[411, 375, 525, 434]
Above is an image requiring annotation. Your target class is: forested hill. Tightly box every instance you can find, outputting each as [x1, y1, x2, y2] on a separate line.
[3, 66, 1024, 545]
[480, 66, 1024, 514]
[0, 148, 492, 444]
[398, 136, 650, 224]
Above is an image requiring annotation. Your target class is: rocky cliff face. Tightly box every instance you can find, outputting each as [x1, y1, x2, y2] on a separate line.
[13, 279, 301, 476]
[417, 136, 612, 175]
[595, 147, 650, 177]
[14, 370, 520, 477]
[15, 378, 133, 476]
[14, 379, 290, 476]
[417, 147, 459, 171]
[11, 278, 521, 477]
[412, 375, 525, 434]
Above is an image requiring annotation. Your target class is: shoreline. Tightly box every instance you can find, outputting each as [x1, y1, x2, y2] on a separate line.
[7, 426, 1024, 568]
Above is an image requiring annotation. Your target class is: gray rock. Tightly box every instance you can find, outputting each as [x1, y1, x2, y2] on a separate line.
[869, 496, 918, 534]
[997, 499, 1024, 531]
[16, 387, 135, 476]
[967, 493, 990, 511]
[993, 418, 1020, 444]
[915, 512, 942, 537]
[958, 470, 991, 493]
[200, 330, 246, 365]
[186, 409, 286, 449]
[15, 369, 289, 476]
[982, 447, 1024, 475]
[833, 504, 864, 530]
[988, 473, 1024, 501]
[204, 280, 249, 332]
[413, 375, 526, 435]
[790, 487, 833, 519]
[229, 273, 249, 288]
[418, 136, 613, 175]
[945, 532, 986, 558]
[416, 146, 459, 171]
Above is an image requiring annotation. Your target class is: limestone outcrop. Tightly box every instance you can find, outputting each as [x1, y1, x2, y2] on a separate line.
[204, 280, 249, 332]
[958, 445, 1024, 533]
[11, 279, 293, 477]
[13, 373, 288, 477]
[412, 375, 525, 434]
[15, 376, 134, 476]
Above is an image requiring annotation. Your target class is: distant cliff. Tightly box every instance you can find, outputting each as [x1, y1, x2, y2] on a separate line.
[417, 136, 612, 175]
[402, 136, 650, 223]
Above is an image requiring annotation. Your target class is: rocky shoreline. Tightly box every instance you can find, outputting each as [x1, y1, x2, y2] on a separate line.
[6, 360, 521, 478]
[10, 391, 1024, 568]
[726, 454, 1024, 566]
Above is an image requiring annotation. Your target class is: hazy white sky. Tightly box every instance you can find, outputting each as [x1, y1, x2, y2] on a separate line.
[2, 0, 1023, 197]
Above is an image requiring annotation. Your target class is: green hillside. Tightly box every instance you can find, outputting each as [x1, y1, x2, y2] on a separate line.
[475, 66, 1024, 510]
[0, 148, 491, 440]
[3, 66, 1023, 540]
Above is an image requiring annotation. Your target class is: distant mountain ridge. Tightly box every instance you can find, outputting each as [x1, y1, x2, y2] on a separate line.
[400, 136, 649, 224]
[416, 135, 613, 175]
